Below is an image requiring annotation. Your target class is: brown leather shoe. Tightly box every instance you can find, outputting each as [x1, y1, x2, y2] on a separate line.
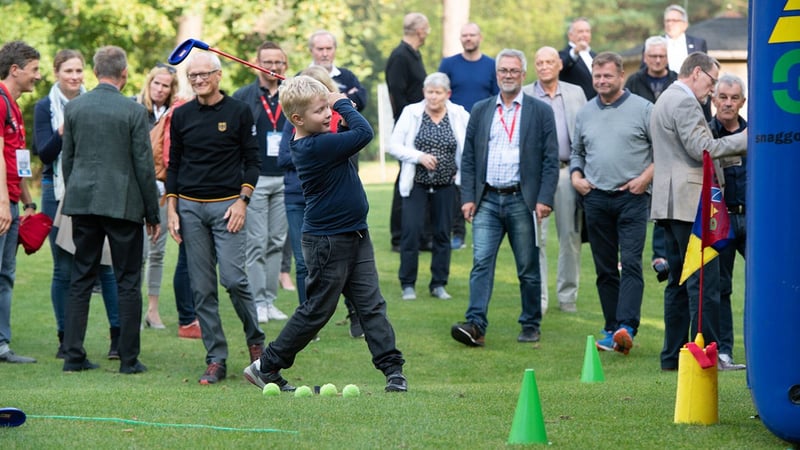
[248, 343, 263, 363]
[178, 319, 202, 339]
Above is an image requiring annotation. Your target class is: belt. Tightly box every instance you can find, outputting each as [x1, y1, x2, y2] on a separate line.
[485, 184, 520, 195]
[727, 204, 745, 215]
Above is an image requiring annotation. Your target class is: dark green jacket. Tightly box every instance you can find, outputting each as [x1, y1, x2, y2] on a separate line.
[62, 83, 159, 224]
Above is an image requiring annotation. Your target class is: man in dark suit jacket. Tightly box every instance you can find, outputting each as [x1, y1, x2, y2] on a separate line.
[663, 4, 708, 73]
[385, 12, 430, 252]
[559, 18, 596, 99]
[61, 46, 160, 374]
[451, 49, 559, 347]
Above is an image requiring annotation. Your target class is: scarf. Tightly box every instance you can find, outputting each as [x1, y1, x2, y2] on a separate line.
[50, 82, 86, 201]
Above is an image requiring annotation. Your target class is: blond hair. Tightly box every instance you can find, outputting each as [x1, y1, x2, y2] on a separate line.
[279, 75, 329, 125]
[300, 65, 337, 93]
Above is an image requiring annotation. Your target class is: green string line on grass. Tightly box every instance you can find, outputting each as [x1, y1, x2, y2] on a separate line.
[28, 415, 298, 434]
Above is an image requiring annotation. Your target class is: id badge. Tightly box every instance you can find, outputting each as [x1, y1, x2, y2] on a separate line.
[502, 146, 520, 165]
[16, 149, 31, 177]
[266, 132, 282, 157]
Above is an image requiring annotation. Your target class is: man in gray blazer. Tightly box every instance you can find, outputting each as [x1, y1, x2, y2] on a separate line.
[650, 52, 746, 371]
[61, 46, 160, 373]
[452, 49, 559, 347]
[523, 46, 586, 315]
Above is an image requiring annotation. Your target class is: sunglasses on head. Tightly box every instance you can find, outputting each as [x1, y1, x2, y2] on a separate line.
[155, 62, 177, 74]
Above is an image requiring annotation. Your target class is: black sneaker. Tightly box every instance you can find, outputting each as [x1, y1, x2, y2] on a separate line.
[62, 359, 99, 372]
[243, 359, 296, 392]
[451, 322, 485, 347]
[199, 362, 226, 385]
[385, 372, 408, 392]
[517, 328, 541, 343]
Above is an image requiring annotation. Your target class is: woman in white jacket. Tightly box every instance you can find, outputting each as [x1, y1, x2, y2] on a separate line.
[389, 72, 470, 301]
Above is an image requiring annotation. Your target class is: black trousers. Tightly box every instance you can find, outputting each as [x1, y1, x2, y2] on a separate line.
[63, 215, 145, 368]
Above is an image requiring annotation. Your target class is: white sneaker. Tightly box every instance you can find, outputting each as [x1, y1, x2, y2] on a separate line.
[257, 305, 269, 323]
[401, 287, 416, 300]
[430, 286, 452, 300]
[266, 304, 288, 320]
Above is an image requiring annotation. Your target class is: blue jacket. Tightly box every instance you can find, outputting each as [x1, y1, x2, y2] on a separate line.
[461, 94, 559, 212]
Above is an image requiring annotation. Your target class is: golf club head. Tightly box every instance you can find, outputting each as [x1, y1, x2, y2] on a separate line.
[168, 39, 210, 65]
[0, 407, 26, 427]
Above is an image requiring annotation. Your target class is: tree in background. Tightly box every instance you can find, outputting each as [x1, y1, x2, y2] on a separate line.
[1, 0, 747, 164]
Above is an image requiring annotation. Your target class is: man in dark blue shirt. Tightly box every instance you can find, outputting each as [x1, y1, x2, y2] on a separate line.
[709, 73, 747, 371]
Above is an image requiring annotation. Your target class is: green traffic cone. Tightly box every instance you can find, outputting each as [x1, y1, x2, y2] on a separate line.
[508, 369, 548, 445]
[581, 335, 605, 383]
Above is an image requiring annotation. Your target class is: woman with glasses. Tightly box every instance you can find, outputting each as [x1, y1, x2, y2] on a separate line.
[33, 49, 121, 359]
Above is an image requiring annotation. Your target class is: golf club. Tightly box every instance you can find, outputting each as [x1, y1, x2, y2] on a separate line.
[168, 39, 285, 80]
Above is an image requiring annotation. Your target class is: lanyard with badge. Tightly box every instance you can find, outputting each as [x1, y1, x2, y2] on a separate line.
[260, 95, 282, 158]
[497, 103, 520, 165]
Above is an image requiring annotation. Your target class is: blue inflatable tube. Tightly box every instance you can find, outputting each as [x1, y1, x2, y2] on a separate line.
[746, 0, 800, 444]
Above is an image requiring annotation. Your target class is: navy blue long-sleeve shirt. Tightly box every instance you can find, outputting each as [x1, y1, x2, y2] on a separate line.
[290, 98, 373, 235]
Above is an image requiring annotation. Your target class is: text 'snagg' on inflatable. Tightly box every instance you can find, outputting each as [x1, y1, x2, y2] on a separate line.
[746, 0, 800, 444]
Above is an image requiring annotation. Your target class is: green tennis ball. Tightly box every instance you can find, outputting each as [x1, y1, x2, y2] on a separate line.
[262, 382, 281, 396]
[320, 383, 338, 397]
[294, 385, 313, 398]
[342, 384, 360, 398]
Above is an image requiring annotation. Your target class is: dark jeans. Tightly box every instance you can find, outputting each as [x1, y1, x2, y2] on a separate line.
[451, 185, 466, 239]
[660, 219, 721, 370]
[651, 222, 667, 261]
[390, 163, 433, 249]
[173, 243, 195, 326]
[42, 181, 119, 332]
[262, 230, 404, 376]
[718, 212, 746, 355]
[64, 215, 145, 368]
[399, 184, 455, 290]
[583, 190, 648, 333]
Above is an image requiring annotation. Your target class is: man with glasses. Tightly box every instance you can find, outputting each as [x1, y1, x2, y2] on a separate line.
[662, 4, 707, 73]
[167, 51, 264, 384]
[451, 49, 558, 347]
[650, 52, 746, 371]
[626, 35, 678, 285]
[233, 42, 290, 324]
[308, 30, 366, 112]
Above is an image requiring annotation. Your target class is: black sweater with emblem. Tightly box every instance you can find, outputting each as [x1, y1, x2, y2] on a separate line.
[166, 94, 261, 201]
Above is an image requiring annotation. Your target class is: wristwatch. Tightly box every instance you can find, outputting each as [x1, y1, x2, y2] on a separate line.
[23, 202, 36, 211]
[239, 194, 251, 205]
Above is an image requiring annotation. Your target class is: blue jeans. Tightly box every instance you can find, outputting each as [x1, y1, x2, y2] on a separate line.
[179, 198, 264, 364]
[465, 191, 542, 335]
[399, 184, 454, 290]
[583, 190, 648, 333]
[718, 212, 746, 355]
[0, 203, 19, 347]
[42, 181, 118, 332]
[285, 201, 307, 305]
[262, 230, 404, 375]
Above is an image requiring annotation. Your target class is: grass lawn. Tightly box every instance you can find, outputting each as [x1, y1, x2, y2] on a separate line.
[0, 174, 789, 449]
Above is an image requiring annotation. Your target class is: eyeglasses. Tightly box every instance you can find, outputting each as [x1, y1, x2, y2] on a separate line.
[260, 61, 286, 68]
[497, 68, 523, 76]
[186, 70, 219, 81]
[700, 68, 718, 86]
[155, 62, 177, 74]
